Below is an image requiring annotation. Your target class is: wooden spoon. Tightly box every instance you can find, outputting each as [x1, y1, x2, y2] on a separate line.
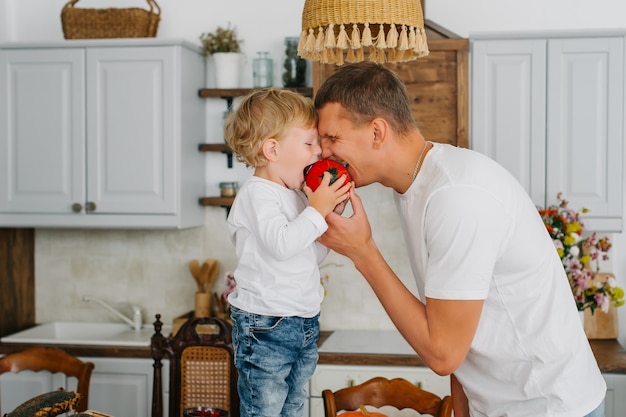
[188, 260, 203, 292]
[198, 261, 211, 293]
[205, 259, 220, 294]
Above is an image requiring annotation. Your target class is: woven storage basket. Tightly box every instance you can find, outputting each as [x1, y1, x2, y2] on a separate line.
[61, 0, 161, 39]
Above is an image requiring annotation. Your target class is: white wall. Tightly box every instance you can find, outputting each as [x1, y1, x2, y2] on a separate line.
[3, 0, 626, 346]
[428, 0, 626, 37]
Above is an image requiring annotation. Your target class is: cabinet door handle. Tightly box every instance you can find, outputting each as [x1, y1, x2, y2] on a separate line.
[85, 202, 97, 212]
[72, 203, 83, 213]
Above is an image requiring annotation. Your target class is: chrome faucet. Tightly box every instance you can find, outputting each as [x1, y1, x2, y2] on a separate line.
[83, 295, 143, 331]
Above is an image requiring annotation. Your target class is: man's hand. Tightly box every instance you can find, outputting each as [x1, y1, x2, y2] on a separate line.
[319, 188, 374, 260]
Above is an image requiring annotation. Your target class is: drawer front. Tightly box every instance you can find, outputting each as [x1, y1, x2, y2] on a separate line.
[310, 364, 450, 398]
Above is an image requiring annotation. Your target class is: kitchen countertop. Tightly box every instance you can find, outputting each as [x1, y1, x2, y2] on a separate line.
[2, 330, 626, 373]
[0, 342, 151, 358]
[316, 332, 626, 374]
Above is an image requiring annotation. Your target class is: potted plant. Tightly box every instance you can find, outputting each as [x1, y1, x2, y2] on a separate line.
[199, 24, 243, 88]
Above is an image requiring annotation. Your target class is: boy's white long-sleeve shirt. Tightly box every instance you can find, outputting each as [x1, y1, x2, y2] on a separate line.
[227, 176, 328, 317]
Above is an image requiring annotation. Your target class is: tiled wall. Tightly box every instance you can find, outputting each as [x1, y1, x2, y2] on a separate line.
[35, 183, 416, 331]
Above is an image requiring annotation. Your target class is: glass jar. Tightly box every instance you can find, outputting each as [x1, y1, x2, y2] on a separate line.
[253, 52, 273, 88]
[219, 182, 238, 198]
[282, 37, 307, 87]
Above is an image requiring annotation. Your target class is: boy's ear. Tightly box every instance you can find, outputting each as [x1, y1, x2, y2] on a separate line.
[261, 138, 280, 161]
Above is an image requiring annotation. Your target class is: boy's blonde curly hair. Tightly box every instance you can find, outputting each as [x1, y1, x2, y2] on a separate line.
[224, 88, 317, 167]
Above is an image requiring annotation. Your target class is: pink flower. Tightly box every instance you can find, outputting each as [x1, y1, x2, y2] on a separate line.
[595, 292, 610, 314]
[222, 272, 237, 303]
[585, 232, 599, 247]
[566, 258, 583, 271]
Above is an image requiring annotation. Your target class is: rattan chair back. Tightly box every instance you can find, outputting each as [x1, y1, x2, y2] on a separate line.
[151, 315, 239, 417]
[180, 346, 233, 413]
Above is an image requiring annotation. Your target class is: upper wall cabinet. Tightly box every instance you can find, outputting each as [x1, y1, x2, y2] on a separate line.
[0, 39, 205, 229]
[471, 31, 625, 232]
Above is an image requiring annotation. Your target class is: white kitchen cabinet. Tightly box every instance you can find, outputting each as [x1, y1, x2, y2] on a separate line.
[603, 373, 626, 417]
[471, 31, 625, 232]
[0, 39, 205, 229]
[85, 357, 164, 417]
[309, 364, 450, 416]
[0, 366, 80, 415]
[0, 355, 166, 417]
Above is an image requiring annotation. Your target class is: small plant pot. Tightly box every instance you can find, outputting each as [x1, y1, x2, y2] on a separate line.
[212, 52, 241, 88]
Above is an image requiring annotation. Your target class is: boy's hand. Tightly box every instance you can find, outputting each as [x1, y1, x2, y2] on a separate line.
[304, 172, 351, 217]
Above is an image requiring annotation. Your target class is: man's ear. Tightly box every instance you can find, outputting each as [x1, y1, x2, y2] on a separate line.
[261, 138, 280, 161]
[370, 118, 388, 149]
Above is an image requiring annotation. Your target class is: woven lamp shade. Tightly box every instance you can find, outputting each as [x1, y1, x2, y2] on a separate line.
[299, 0, 429, 65]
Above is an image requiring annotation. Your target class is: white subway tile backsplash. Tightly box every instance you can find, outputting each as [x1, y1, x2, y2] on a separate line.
[35, 184, 417, 331]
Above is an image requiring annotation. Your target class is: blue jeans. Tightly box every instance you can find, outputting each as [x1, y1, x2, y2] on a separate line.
[230, 307, 319, 417]
[584, 398, 605, 417]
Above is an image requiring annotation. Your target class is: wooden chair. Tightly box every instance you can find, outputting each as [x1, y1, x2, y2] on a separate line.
[322, 377, 453, 417]
[151, 314, 239, 417]
[0, 346, 95, 412]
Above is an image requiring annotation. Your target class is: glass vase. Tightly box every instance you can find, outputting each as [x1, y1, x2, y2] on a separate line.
[282, 37, 307, 87]
[253, 51, 273, 88]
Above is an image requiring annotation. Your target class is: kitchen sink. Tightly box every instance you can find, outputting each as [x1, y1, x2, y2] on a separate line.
[0, 321, 169, 347]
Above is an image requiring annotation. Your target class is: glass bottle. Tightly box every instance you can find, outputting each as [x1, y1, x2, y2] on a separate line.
[253, 51, 273, 88]
[282, 37, 307, 87]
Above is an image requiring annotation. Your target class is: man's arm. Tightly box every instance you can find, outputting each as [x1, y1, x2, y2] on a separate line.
[320, 189, 483, 375]
[451, 374, 470, 417]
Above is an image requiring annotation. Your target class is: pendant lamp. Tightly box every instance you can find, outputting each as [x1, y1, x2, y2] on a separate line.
[299, 0, 429, 65]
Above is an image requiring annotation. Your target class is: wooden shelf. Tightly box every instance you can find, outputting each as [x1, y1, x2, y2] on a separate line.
[198, 143, 230, 152]
[199, 196, 235, 206]
[199, 197, 235, 215]
[199, 143, 233, 167]
[199, 87, 313, 111]
[198, 87, 312, 98]
[198, 88, 313, 211]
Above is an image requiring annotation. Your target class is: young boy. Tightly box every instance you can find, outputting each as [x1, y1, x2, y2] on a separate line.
[223, 88, 351, 417]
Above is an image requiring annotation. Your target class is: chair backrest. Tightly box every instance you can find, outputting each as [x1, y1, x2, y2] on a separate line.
[151, 314, 239, 417]
[0, 346, 95, 412]
[322, 377, 453, 417]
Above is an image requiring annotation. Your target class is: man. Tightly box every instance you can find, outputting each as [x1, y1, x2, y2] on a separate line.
[315, 61, 606, 417]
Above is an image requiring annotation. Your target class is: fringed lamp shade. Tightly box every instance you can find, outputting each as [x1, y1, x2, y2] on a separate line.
[299, 0, 429, 65]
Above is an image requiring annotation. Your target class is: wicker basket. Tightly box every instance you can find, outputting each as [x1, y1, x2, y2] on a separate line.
[299, 0, 429, 64]
[61, 0, 161, 40]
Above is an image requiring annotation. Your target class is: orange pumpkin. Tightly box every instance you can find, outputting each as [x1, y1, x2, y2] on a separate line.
[340, 405, 388, 417]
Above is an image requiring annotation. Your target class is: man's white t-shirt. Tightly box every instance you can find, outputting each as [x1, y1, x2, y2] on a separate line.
[227, 176, 327, 318]
[394, 143, 606, 417]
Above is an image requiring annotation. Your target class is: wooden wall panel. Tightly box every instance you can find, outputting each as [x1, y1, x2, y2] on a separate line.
[313, 37, 469, 149]
[0, 228, 35, 337]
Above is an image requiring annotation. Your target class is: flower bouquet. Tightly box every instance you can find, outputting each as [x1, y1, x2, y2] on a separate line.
[539, 193, 624, 314]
